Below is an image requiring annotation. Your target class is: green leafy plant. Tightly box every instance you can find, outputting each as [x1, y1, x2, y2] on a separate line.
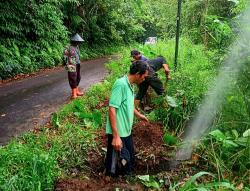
[163, 133, 178, 146]
[137, 175, 161, 189]
[170, 172, 236, 191]
[205, 15, 233, 48]
[0, 142, 59, 191]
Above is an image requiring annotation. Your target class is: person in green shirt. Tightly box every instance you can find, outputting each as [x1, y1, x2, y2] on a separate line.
[105, 60, 149, 176]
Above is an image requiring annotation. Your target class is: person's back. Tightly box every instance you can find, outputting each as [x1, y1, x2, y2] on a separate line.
[135, 55, 170, 102]
[147, 56, 166, 73]
[140, 55, 148, 61]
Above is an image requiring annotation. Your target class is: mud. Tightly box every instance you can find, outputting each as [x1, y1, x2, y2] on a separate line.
[132, 121, 173, 174]
[55, 121, 180, 191]
[55, 177, 144, 191]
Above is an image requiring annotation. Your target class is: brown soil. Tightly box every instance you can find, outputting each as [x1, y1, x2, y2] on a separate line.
[55, 176, 144, 191]
[133, 121, 164, 150]
[132, 121, 173, 174]
[55, 121, 179, 191]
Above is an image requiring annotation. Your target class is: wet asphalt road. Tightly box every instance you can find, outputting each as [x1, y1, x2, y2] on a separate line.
[0, 57, 113, 145]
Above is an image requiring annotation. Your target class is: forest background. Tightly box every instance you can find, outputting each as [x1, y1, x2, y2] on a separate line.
[0, 0, 249, 190]
[1, 0, 246, 79]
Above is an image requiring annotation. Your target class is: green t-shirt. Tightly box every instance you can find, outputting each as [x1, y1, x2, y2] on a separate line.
[106, 75, 134, 137]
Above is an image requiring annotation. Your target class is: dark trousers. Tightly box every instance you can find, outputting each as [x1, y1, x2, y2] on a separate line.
[105, 134, 135, 176]
[68, 64, 81, 89]
[136, 74, 164, 101]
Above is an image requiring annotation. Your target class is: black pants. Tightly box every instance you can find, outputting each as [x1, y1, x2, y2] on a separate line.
[68, 64, 81, 89]
[105, 134, 135, 176]
[136, 74, 164, 101]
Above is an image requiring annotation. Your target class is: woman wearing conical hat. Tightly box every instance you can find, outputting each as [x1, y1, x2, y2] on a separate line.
[63, 33, 84, 99]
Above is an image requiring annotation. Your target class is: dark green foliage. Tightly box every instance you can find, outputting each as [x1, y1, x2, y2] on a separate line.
[0, 0, 153, 79]
[202, 128, 250, 183]
[62, 0, 150, 45]
[0, 0, 67, 79]
[148, 0, 246, 49]
[204, 15, 233, 48]
[163, 133, 178, 146]
[0, 0, 249, 189]
[1, 0, 247, 79]
[202, 56, 250, 181]
[237, 56, 250, 118]
[0, 1, 171, 79]
[181, 0, 246, 48]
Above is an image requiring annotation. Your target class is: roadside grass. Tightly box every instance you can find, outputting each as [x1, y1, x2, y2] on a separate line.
[0, 39, 249, 190]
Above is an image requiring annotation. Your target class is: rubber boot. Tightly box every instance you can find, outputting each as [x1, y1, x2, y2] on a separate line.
[71, 88, 78, 99]
[76, 87, 84, 96]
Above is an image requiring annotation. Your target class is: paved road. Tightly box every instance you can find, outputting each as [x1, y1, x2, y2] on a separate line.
[0, 57, 113, 145]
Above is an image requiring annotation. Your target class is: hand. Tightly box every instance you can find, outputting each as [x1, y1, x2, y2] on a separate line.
[112, 136, 123, 151]
[139, 114, 149, 122]
[166, 74, 171, 80]
[165, 69, 170, 75]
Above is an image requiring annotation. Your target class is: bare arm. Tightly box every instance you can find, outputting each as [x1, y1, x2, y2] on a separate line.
[163, 63, 171, 80]
[109, 106, 123, 151]
[134, 108, 148, 122]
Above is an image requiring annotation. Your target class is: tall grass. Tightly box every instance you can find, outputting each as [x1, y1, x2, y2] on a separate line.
[133, 39, 250, 188]
[133, 39, 217, 132]
[0, 39, 248, 190]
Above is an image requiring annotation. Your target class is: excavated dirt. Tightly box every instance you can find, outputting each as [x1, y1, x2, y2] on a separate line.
[133, 121, 173, 174]
[55, 177, 144, 191]
[86, 121, 173, 175]
[55, 121, 178, 191]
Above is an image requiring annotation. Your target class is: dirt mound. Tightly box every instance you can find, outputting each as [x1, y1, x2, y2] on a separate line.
[132, 121, 173, 174]
[55, 121, 175, 191]
[95, 121, 165, 151]
[55, 176, 144, 191]
[132, 121, 164, 151]
[87, 122, 169, 175]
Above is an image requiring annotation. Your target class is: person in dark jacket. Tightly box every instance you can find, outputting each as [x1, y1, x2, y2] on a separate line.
[64, 33, 84, 99]
[130, 49, 148, 61]
[131, 50, 171, 105]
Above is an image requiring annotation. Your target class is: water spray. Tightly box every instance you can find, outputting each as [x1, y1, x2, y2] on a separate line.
[176, 5, 250, 161]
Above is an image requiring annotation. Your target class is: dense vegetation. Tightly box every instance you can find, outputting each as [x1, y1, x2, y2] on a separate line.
[0, 0, 154, 79]
[1, 0, 246, 79]
[0, 0, 249, 190]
